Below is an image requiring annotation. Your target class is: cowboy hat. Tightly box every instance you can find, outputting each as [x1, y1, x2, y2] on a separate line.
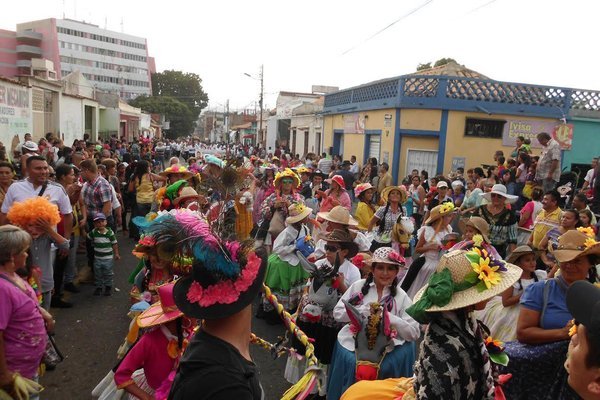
[409, 249, 522, 321]
[364, 247, 406, 268]
[463, 216, 491, 244]
[550, 228, 600, 263]
[506, 245, 538, 264]
[354, 183, 374, 198]
[480, 184, 519, 204]
[137, 282, 184, 328]
[174, 186, 201, 206]
[317, 205, 358, 227]
[285, 202, 312, 224]
[159, 165, 194, 180]
[424, 202, 456, 225]
[323, 229, 359, 258]
[381, 185, 408, 204]
[311, 169, 328, 179]
[326, 175, 345, 189]
[274, 168, 300, 188]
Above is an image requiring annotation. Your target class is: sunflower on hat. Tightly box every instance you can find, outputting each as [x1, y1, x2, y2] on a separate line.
[274, 168, 300, 188]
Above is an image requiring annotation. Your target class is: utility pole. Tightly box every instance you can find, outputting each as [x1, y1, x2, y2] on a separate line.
[225, 99, 230, 156]
[259, 64, 264, 149]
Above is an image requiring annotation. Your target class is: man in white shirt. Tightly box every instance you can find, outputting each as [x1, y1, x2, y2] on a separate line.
[350, 155, 360, 177]
[317, 152, 333, 174]
[582, 157, 598, 192]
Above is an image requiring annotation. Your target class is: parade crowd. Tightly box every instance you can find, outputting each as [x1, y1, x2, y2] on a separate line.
[0, 130, 599, 400]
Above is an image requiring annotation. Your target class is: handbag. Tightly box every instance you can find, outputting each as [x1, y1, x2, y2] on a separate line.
[268, 209, 286, 238]
[43, 334, 64, 370]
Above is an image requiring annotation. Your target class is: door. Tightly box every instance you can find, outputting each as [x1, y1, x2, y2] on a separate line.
[303, 130, 309, 157]
[364, 134, 381, 163]
[406, 149, 438, 178]
[333, 131, 343, 157]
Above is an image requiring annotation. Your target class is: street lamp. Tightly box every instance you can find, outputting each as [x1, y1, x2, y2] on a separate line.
[243, 65, 264, 149]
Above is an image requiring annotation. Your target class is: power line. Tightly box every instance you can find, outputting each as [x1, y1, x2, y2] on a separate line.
[341, 0, 434, 55]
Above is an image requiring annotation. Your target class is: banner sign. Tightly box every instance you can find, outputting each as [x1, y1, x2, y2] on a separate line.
[0, 81, 31, 147]
[343, 113, 365, 134]
[502, 119, 558, 149]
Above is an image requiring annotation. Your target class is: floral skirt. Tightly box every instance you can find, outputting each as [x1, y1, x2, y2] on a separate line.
[262, 254, 309, 312]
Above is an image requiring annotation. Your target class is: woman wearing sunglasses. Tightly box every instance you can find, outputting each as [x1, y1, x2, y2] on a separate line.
[473, 184, 519, 258]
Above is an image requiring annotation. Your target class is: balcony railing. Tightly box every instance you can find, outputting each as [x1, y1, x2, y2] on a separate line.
[16, 30, 43, 42]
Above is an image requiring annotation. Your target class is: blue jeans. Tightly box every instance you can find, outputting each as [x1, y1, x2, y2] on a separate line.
[94, 258, 114, 288]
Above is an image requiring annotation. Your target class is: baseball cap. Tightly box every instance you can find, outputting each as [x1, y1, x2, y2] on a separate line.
[566, 281, 600, 345]
[436, 181, 449, 189]
[93, 213, 107, 221]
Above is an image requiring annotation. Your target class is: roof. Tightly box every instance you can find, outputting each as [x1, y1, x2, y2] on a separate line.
[411, 61, 489, 80]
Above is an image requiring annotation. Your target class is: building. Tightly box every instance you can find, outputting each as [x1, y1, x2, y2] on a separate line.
[322, 62, 600, 184]
[1, 18, 153, 100]
[290, 99, 323, 158]
[0, 76, 32, 151]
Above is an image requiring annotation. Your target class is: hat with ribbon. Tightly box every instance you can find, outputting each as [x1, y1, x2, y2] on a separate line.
[462, 216, 491, 244]
[274, 168, 300, 188]
[137, 282, 184, 328]
[311, 169, 328, 179]
[550, 228, 600, 263]
[407, 249, 522, 324]
[317, 205, 358, 227]
[203, 154, 225, 169]
[324, 229, 359, 258]
[286, 202, 312, 224]
[22, 141, 39, 152]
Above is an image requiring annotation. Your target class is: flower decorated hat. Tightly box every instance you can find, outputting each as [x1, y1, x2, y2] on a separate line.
[407, 249, 522, 324]
[137, 282, 184, 328]
[550, 228, 600, 263]
[159, 164, 194, 180]
[424, 202, 456, 225]
[364, 247, 406, 268]
[286, 202, 312, 224]
[274, 168, 300, 188]
[354, 182, 374, 198]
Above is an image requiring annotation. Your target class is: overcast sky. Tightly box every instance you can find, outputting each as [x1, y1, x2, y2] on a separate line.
[4, 0, 600, 111]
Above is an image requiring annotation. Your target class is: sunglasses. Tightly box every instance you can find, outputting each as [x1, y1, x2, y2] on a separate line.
[282, 178, 294, 183]
[324, 244, 340, 252]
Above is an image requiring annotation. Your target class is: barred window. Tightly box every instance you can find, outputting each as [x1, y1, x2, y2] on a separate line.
[464, 118, 506, 139]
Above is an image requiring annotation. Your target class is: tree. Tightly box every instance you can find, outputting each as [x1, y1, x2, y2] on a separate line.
[416, 62, 432, 71]
[151, 70, 209, 120]
[434, 58, 457, 67]
[129, 95, 194, 139]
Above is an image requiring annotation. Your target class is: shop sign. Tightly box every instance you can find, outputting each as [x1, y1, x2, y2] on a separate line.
[552, 123, 573, 150]
[502, 119, 557, 149]
[343, 113, 365, 134]
[0, 81, 31, 142]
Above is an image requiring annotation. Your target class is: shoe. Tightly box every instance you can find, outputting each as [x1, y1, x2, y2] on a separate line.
[93, 287, 103, 296]
[51, 298, 73, 308]
[104, 286, 112, 296]
[64, 282, 80, 293]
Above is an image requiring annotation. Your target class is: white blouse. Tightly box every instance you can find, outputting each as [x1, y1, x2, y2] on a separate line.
[313, 258, 361, 288]
[333, 279, 420, 351]
[273, 224, 310, 266]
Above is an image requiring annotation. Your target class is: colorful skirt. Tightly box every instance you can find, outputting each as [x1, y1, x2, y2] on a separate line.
[475, 296, 520, 342]
[501, 340, 579, 399]
[262, 254, 309, 312]
[327, 341, 416, 400]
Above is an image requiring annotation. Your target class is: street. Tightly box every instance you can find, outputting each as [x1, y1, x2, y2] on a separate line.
[40, 231, 290, 400]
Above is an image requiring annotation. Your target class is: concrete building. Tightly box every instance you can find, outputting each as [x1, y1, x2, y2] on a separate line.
[1, 18, 153, 100]
[0, 76, 32, 152]
[322, 62, 600, 184]
[290, 99, 323, 158]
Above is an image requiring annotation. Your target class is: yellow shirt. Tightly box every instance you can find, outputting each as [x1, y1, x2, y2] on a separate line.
[354, 201, 375, 231]
[531, 207, 561, 248]
[135, 175, 155, 204]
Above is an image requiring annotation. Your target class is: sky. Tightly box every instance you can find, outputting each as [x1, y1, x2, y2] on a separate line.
[4, 0, 600, 112]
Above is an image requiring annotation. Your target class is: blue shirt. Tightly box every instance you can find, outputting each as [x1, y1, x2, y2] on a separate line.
[520, 277, 571, 330]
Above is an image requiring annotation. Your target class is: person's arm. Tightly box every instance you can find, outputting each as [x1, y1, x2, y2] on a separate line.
[519, 203, 532, 227]
[516, 307, 571, 344]
[367, 215, 380, 232]
[36, 217, 68, 248]
[102, 201, 112, 217]
[501, 286, 521, 307]
[0, 332, 14, 389]
[128, 179, 135, 193]
[62, 213, 73, 241]
[548, 159, 559, 179]
[332, 281, 360, 323]
[150, 172, 167, 182]
[388, 295, 420, 341]
[415, 229, 437, 253]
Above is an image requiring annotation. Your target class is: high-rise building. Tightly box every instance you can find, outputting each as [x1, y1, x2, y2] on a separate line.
[0, 18, 154, 100]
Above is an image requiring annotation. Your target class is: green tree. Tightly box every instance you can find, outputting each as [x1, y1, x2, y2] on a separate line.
[129, 95, 194, 139]
[151, 70, 209, 119]
[416, 62, 432, 71]
[433, 57, 457, 67]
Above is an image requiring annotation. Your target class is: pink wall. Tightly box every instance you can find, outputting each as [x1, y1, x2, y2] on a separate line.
[0, 29, 18, 77]
[17, 19, 61, 78]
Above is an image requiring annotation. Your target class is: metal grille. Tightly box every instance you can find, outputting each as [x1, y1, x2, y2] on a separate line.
[570, 90, 600, 111]
[324, 90, 352, 107]
[403, 77, 439, 97]
[353, 80, 398, 103]
[32, 88, 44, 111]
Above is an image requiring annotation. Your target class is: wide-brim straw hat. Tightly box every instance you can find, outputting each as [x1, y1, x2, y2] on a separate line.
[424, 202, 456, 225]
[286, 202, 312, 224]
[462, 216, 491, 244]
[364, 247, 406, 268]
[506, 245, 538, 264]
[137, 282, 183, 328]
[481, 184, 519, 204]
[550, 229, 600, 263]
[317, 205, 358, 227]
[413, 249, 522, 312]
[174, 186, 201, 206]
[381, 185, 408, 204]
[354, 183, 374, 198]
[159, 165, 194, 179]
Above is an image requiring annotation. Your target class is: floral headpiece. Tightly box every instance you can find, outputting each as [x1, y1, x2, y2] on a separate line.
[274, 168, 300, 188]
[577, 227, 599, 249]
[439, 202, 456, 215]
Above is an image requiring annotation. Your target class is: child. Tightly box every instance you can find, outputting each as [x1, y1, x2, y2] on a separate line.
[88, 212, 120, 296]
[579, 209, 597, 234]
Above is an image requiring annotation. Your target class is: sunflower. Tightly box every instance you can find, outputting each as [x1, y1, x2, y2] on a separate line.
[472, 234, 484, 247]
[471, 257, 501, 289]
[439, 202, 455, 214]
[584, 237, 599, 249]
[577, 226, 596, 238]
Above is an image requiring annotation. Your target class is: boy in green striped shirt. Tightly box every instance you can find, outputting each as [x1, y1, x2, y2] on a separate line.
[88, 213, 121, 296]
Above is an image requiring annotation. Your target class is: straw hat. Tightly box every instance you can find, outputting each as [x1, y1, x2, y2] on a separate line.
[274, 168, 300, 188]
[351, 252, 372, 270]
[323, 229, 358, 258]
[364, 247, 406, 268]
[381, 185, 408, 204]
[317, 205, 358, 227]
[354, 182, 374, 198]
[506, 245, 538, 264]
[137, 282, 183, 328]
[411, 249, 522, 315]
[550, 228, 600, 263]
[463, 216, 491, 244]
[286, 202, 312, 224]
[159, 165, 194, 180]
[326, 175, 345, 189]
[424, 202, 456, 225]
[174, 186, 201, 206]
[481, 184, 518, 204]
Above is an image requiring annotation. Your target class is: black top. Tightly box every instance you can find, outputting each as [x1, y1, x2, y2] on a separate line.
[168, 330, 263, 400]
[336, 169, 356, 190]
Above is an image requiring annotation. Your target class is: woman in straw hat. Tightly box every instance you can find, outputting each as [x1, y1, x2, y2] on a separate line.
[354, 183, 376, 231]
[402, 203, 454, 299]
[311, 206, 370, 261]
[320, 175, 352, 213]
[367, 185, 409, 252]
[261, 202, 313, 317]
[159, 164, 194, 185]
[113, 282, 189, 400]
[473, 183, 519, 258]
[327, 247, 420, 400]
[475, 245, 547, 342]
[500, 228, 600, 400]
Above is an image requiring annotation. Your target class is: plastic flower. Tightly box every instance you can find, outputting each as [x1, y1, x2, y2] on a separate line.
[186, 281, 204, 305]
[484, 336, 505, 354]
[584, 238, 598, 249]
[472, 234, 484, 247]
[439, 202, 455, 214]
[471, 257, 501, 290]
[577, 226, 596, 238]
[388, 251, 406, 265]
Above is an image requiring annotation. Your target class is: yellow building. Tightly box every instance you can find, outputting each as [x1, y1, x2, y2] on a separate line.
[322, 64, 596, 183]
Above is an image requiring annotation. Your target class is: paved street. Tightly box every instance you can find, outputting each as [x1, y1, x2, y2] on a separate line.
[40, 231, 290, 399]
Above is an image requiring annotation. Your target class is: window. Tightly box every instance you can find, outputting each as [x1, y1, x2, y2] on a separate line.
[464, 118, 506, 139]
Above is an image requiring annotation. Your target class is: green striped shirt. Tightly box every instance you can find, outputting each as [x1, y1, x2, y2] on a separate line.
[87, 228, 117, 260]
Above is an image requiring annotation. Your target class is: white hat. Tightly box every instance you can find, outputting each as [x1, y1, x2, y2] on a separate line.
[451, 180, 464, 190]
[22, 141, 38, 152]
[480, 184, 519, 204]
[436, 181, 448, 189]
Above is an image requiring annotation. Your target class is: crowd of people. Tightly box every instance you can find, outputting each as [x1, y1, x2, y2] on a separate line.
[0, 130, 599, 400]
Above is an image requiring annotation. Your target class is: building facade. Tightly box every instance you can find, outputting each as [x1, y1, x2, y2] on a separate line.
[0, 18, 153, 100]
